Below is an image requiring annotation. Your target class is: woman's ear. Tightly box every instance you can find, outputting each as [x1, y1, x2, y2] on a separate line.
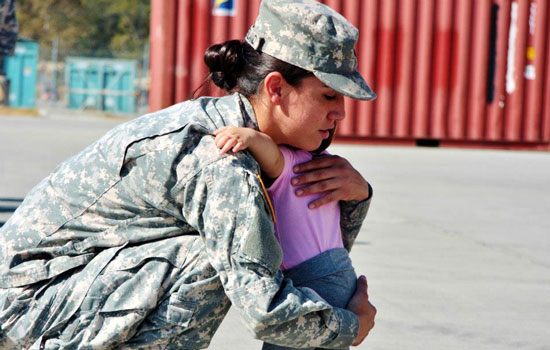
[263, 72, 285, 104]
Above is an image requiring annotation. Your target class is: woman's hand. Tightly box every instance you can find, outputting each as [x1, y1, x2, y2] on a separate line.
[347, 276, 376, 346]
[291, 154, 370, 209]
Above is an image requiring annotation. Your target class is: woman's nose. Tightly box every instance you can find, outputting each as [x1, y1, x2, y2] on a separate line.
[328, 97, 346, 120]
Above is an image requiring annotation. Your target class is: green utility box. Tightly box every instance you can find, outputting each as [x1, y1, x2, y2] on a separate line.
[3, 39, 39, 108]
[65, 57, 137, 114]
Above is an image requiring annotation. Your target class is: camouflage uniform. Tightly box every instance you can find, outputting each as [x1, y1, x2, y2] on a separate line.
[0, 0, 17, 56]
[1, 0, 376, 348]
[0, 93, 371, 349]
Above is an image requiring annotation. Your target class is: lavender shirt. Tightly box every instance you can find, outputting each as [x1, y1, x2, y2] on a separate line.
[268, 146, 344, 270]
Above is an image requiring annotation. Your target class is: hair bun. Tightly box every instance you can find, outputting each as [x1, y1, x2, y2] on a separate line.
[204, 40, 245, 91]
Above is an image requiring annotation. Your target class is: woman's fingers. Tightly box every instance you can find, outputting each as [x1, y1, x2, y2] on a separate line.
[291, 166, 341, 187]
[291, 155, 370, 206]
[292, 155, 352, 187]
[347, 275, 376, 346]
[293, 154, 346, 174]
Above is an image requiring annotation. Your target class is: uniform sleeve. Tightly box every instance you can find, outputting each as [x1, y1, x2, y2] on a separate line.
[180, 155, 359, 348]
[340, 183, 373, 251]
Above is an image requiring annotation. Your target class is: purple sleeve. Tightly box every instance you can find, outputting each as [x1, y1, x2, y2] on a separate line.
[267, 146, 294, 193]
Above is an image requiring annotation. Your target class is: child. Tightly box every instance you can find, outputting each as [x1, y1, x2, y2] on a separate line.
[214, 126, 358, 350]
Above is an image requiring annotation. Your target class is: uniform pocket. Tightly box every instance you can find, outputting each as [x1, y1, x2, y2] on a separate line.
[99, 260, 174, 313]
[85, 258, 183, 348]
[166, 295, 196, 328]
[134, 294, 197, 335]
[98, 237, 196, 313]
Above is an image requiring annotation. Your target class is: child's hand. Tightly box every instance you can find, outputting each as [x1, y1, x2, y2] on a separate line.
[214, 126, 257, 154]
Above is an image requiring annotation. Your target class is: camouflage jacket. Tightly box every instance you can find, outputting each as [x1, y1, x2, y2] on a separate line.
[0, 94, 371, 349]
[0, 0, 17, 56]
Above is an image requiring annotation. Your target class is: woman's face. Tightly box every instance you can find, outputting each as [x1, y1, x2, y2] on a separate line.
[278, 76, 346, 151]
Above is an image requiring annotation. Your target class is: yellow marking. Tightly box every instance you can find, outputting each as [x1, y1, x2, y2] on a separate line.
[213, 0, 229, 9]
[526, 46, 535, 61]
[257, 174, 276, 223]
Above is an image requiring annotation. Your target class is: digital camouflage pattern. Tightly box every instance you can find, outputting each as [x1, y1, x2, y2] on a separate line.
[245, 0, 375, 101]
[0, 93, 371, 349]
[0, 0, 17, 56]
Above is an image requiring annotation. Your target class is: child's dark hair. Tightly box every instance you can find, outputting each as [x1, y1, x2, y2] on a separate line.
[200, 40, 313, 97]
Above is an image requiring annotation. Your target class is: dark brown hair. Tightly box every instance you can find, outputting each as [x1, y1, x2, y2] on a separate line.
[200, 40, 313, 97]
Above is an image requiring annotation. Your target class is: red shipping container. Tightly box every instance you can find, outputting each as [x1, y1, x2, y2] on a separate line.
[149, 0, 550, 150]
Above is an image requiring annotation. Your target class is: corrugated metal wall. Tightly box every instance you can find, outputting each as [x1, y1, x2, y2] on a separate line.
[149, 0, 550, 149]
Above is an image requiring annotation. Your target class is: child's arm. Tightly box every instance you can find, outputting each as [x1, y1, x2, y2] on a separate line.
[214, 126, 284, 179]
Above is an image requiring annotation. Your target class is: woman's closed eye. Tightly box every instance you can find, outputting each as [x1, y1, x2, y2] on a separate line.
[324, 94, 337, 100]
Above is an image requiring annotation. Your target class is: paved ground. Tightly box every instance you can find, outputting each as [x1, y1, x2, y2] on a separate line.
[1, 112, 549, 350]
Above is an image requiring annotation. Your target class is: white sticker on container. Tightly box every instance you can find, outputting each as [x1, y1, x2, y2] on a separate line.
[524, 65, 536, 80]
[506, 2, 518, 94]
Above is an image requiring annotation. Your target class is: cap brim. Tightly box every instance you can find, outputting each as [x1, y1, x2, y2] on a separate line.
[314, 70, 376, 101]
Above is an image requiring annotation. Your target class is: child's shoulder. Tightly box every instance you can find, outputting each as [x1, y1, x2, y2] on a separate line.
[278, 146, 315, 162]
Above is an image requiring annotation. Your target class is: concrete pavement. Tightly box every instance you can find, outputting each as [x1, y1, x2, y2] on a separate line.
[1, 113, 549, 349]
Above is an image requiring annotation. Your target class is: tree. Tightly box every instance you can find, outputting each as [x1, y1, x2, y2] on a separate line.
[16, 0, 150, 59]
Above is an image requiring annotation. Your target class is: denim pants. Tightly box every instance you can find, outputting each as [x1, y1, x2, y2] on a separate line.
[262, 248, 357, 350]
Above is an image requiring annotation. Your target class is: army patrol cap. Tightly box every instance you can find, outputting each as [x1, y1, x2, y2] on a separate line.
[245, 0, 376, 101]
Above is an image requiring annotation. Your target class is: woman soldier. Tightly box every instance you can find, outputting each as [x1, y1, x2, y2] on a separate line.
[0, 0, 376, 348]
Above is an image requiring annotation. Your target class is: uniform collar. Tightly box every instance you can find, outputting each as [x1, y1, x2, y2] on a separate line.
[236, 93, 259, 131]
